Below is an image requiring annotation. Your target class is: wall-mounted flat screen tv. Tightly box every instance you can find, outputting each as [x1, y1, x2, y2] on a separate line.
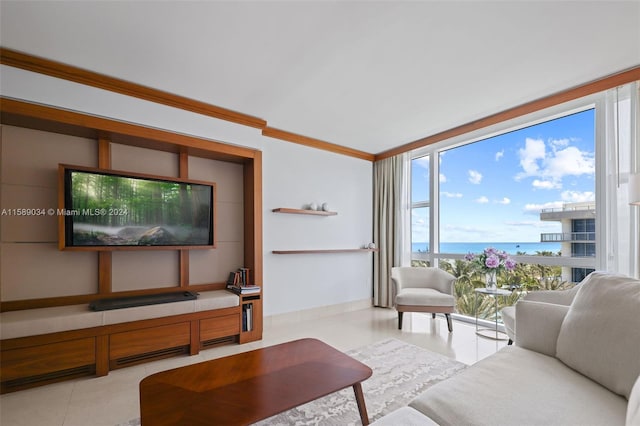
[58, 164, 216, 250]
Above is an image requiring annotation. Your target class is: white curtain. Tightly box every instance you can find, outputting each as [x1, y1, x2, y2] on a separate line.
[603, 82, 640, 278]
[373, 153, 410, 307]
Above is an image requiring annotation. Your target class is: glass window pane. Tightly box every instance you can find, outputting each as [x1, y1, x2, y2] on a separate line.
[411, 156, 429, 203]
[437, 109, 595, 257]
[411, 207, 429, 254]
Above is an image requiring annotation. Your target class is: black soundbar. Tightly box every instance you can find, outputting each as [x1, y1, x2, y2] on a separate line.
[89, 291, 199, 311]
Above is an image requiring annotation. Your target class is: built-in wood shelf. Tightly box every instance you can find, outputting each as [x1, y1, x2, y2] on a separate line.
[272, 249, 378, 254]
[272, 208, 337, 216]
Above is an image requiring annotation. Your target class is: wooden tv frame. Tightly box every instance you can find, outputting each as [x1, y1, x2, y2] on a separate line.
[0, 97, 263, 332]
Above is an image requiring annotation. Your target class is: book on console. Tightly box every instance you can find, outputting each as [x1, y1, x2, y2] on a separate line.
[228, 285, 261, 295]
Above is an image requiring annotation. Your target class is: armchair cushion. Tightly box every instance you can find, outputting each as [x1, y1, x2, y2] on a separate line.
[556, 272, 640, 399]
[396, 288, 455, 307]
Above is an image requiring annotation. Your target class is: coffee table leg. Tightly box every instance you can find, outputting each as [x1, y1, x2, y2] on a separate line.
[353, 382, 369, 425]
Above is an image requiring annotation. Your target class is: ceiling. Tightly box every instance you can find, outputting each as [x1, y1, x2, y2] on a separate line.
[1, 1, 639, 156]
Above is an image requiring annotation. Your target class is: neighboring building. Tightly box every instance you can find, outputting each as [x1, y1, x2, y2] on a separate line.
[540, 202, 596, 283]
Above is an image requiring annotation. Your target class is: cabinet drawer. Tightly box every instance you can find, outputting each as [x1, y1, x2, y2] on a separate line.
[109, 322, 190, 360]
[1, 338, 95, 381]
[200, 314, 240, 342]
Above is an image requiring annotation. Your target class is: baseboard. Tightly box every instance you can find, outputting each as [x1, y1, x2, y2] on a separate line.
[264, 298, 373, 329]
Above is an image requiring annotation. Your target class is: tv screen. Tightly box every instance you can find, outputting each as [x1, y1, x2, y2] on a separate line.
[59, 165, 215, 250]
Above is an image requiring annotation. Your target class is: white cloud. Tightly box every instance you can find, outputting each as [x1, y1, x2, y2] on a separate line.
[441, 191, 463, 198]
[439, 173, 447, 183]
[523, 201, 564, 214]
[468, 169, 482, 184]
[545, 146, 594, 180]
[517, 138, 546, 178]
[411, 209, 429, 241]
[515, 137, 594, 190]
[522, 191, 594, 215]
[550, 138, 571, 148]
[504, 220, 555, 228]
[532, 179, 561, 190]
[561, 190, 595, 203]
[496, 197, 511, 205]
[475, 196, 489, 203]
[443, 224, 486, 233]
[495, 150, 504, 161]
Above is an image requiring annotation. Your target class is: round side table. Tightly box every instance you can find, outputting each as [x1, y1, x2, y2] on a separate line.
[474, 288, 512, 340]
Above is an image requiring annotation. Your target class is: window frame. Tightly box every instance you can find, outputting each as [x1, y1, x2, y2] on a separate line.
[409, 94, 603, 273]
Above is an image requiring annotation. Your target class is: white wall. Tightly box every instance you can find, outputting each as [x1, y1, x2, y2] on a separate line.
[263, 139, 373, 316]
[0, 65, 374, 316]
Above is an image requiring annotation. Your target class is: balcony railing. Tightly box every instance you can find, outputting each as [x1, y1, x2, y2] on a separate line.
[540, 232, 595, 242]
[540, 204, 595, 213]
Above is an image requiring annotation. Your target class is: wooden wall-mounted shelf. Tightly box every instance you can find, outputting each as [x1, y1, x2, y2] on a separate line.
[272, 249, 378, 254]
[272, 208, 337, 216]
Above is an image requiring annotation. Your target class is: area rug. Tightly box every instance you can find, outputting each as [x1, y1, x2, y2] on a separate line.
[117, 338, 466, 426]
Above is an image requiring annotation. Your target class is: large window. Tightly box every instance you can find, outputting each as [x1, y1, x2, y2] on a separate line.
[406, 83, 639, 323]
[410, 107, 598, 321]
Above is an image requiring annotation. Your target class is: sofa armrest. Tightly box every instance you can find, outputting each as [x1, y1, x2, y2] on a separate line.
[515, 300, 569, 357]
[524, 286, 579, 306]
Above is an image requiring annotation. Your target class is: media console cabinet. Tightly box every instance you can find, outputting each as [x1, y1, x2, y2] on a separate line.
[0, 290, 262, 393]
[0, 98, 264, 393]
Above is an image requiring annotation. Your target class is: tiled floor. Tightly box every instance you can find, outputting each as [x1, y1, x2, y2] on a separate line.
[0, 307, 507, 426]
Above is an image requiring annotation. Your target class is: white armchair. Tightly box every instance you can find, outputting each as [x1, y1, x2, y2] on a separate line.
[391, 267, 456, 332]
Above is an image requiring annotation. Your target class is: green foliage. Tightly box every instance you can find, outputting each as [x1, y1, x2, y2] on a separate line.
[435, 252, 568, 320]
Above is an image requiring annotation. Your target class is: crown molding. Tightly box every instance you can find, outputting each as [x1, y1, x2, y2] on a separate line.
[4, 47, 637, 164]
[0, 47, 267, 129]
[262, 127, 375, 162]
[375, 65, 640, 161]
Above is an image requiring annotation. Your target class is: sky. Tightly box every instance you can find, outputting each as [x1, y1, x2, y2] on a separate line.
[412, 108, 595, 243]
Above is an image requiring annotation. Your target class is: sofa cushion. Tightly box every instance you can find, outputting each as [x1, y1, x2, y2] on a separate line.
[370, 407, 438, 426]
[556, 272, 640, 399]
[516, 301, 569, 357]
[409, 346, 627, 426]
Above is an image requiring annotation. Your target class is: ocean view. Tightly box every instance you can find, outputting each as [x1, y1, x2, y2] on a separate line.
[412, 242, 562, 255]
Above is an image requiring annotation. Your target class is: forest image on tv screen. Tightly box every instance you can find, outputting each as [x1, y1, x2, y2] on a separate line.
[68, 170, 213, 246]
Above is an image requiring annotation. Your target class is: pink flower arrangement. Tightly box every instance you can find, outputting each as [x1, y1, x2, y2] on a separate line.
[464, 247, 517, 274]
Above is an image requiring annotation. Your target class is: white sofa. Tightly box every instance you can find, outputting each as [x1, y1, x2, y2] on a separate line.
[501, 283, 580, 344]
[373, 271, 640, 426]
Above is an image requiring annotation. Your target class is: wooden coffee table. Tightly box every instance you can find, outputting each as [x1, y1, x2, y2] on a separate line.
[139, 338, 373, 425]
